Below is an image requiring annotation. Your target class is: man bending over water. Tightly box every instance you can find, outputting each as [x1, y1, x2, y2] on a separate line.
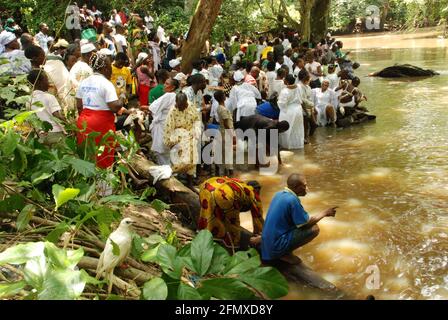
[261, 174, 337, 264]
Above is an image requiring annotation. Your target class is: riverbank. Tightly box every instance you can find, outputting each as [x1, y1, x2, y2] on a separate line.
[339, 27, 447, 49]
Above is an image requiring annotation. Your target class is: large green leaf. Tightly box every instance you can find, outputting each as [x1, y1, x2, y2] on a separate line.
[177, 283, 203, 300]
[0, 242, 45, 265]
[0, 129, 20, 156]
[63, 156, 96, 177]
[190, 230, 214, 276]
[207, 244, 230, 275]
[141, 244, 161, 263]
[44, 242, 84, 270]
[198, 278, 257, 300]
[16, 204, 36, 231]
[38, 269, 86, 300]
[224, 255, 260, 276]
[237, 267, 289, 299]
[142, 277, 168, 300]
[0, 281, 26, 298]
[156, 244, 184, 279]
[52, 184, 80, 210]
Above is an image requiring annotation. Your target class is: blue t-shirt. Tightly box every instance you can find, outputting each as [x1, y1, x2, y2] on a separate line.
[256, 101, 279, 120]
[261, 190, 309, 260]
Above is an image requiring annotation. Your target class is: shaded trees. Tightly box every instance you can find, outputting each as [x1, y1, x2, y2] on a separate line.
[180, 0, 224, 74]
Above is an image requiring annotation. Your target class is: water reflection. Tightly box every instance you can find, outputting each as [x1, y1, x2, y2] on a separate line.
[237, 34, 448, 300]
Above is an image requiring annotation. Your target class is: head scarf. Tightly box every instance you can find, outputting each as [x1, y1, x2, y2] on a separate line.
[136, 52, 148, 65]
[233, 70, 245, 82]
[169, 58, 181, 69]
[0, 31, 16, 54]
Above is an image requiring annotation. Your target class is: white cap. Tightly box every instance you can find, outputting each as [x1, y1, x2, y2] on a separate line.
[233, 70, 245, 82]
[98, 48, 113, 56]
[136, 52, 149, 65]
[81, 43, 96, 54]
[169, 58, 181, 69]
[174, 72, 187, 82]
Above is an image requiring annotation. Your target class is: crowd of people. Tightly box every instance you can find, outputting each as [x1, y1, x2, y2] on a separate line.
[0, 6, 371, 181]
[0, 5, 375, 267]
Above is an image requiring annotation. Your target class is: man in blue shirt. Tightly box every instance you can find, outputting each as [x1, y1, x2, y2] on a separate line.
[261, 174, 337, 264]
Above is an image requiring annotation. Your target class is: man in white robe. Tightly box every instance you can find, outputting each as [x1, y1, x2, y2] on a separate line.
[227, 71, 261, 121]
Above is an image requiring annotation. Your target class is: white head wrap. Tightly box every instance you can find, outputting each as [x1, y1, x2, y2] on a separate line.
[81, 43, 96, 54]
[174, 72, 187, 82]
[0, 31, 17, 54]
[98, 48, 113, 56]
[233, 70, 245, 82]
[169, 58, 181, 69]
[136, 52, 149, 65]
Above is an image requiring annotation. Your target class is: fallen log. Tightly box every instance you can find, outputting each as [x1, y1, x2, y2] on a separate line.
[369, 64, 439, 78]
[129, 154, 201, 228]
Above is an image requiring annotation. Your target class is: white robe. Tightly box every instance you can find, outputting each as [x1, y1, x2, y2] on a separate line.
[227, 82, 261, 121]
[278, 87, 304, 150]
[44, 58, 70, 109]
[149, 92, 176, 155]
[312, 88, 338, 126]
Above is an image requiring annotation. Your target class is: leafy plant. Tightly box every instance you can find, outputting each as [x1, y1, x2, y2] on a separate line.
[0, 242, 99, 300]
[140, 230, 289, 300]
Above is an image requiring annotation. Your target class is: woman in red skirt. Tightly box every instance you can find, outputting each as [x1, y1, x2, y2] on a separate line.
[75, 52, 124, 169]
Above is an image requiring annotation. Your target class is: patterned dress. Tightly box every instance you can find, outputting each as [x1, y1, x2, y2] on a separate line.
[163, 103, 201, 175]
[198, 177, 264, 248]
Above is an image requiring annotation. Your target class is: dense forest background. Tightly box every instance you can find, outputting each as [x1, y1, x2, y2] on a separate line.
[1, 0, 448, 43]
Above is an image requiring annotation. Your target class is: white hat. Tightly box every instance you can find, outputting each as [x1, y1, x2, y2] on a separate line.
[81, 43, 96, 54]
[53, 39, 69, 48]
[174, 72, 187, 82]
[98, 48, 113, 56]
[0, 31, 16, 54]
[136, 52, 149, 65]
[233, 70, 245, 82]
[169, 58, 181, 69]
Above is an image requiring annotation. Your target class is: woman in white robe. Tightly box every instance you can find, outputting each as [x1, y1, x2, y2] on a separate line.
[312, 79, 337, 127]
[148, 78, 180, 165]
[278, 75, 304, 150]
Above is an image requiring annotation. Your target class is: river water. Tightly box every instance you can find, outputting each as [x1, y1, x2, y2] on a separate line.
[238, 30, 448, 300]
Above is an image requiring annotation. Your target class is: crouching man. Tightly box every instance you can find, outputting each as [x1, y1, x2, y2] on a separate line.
[261, 173, 337, 264]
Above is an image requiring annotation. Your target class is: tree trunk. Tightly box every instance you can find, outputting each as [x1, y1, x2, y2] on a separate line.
[310, 0, 331, 42]
[299, 0, 315, 42]
[181, 0, 224, 74]
[129, 154, 201, 228]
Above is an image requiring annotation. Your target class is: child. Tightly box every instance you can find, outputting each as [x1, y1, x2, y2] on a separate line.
[214, 90, 234, 176]
[27, 69, 65, 145]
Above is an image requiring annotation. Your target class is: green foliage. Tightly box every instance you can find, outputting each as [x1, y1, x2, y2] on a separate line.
[140, 230, 289, 300]
[0, 242, 94, 300]
[142, 277, 168, 300]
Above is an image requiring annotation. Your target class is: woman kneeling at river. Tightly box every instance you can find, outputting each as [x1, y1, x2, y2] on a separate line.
[76, 53, 124, 168]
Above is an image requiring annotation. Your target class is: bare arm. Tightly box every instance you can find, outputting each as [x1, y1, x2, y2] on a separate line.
[76, 98, 83, 115]
[107, 99, 123, 114]
[305, 207, 337, 227]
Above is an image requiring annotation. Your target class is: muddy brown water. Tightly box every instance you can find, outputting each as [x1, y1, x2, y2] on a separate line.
[237, 30, 448, 300]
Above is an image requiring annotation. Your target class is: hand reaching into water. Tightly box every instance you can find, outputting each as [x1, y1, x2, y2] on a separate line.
[324, 207, 338, 217]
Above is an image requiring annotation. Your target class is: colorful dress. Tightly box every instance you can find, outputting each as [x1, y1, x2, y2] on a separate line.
[163, 103, 201, 175]
[198, 177, 264, 248]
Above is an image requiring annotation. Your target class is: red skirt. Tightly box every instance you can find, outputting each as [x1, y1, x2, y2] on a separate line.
[77, 109, 116, 169]
[138, 84, 150, 106]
